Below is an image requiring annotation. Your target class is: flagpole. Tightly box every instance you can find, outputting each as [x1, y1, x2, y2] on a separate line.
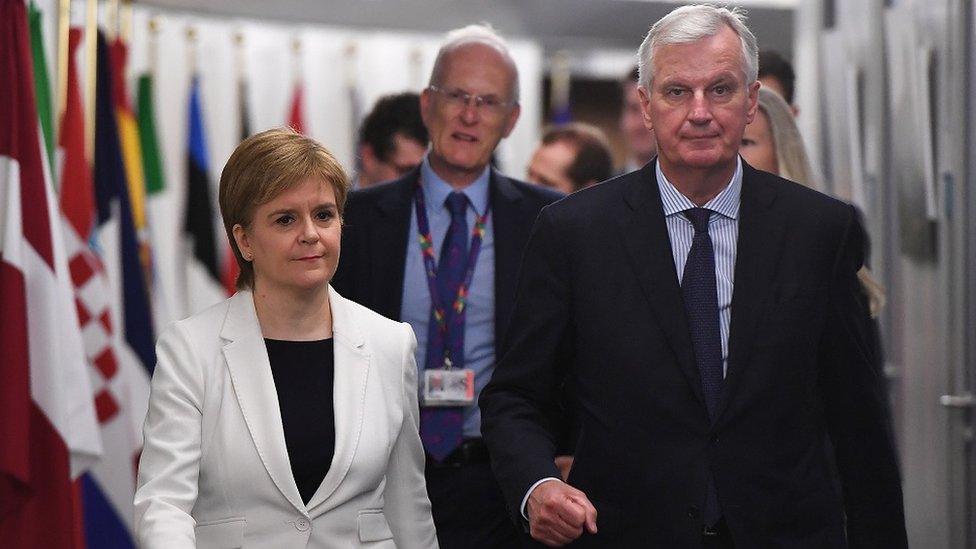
[234, 29, 245, 82]
[550, 49, 571, 122]
[56, 0, 71, 143]
[186, 25, 197, 76]
[149, 16, 159, 78]
[84, 0, 97, 163]
[120, 0, 132, 45]
[292, 36, 302, 87]
[106, 0, 118, 41]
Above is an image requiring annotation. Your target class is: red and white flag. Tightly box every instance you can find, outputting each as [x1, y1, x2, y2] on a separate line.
[62, 27, 150, 540]
[0, 1, 101, 546]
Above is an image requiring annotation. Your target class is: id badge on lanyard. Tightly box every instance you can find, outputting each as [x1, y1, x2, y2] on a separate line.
[423, 369, 475, 406]
[414, 179, 489, 407]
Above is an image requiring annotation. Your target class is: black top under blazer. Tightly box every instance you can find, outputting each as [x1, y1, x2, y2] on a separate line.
[480, 161, 907, 548]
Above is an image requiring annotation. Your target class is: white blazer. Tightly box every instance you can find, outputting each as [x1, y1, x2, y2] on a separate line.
[134, 287, 438, 549]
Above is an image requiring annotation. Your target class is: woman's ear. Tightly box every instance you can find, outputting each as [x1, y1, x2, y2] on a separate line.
[232, 224, 251, 261]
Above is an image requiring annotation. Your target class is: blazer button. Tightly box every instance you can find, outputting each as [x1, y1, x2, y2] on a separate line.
[295, 517, 310, 532]
[687, 506, 701, 520]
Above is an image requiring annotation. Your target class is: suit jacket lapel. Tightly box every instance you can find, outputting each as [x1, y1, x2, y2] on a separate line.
[307, 287, 370, 513]
[220, 291, 305, 514]
[490, 171, 525, 347]
[617, 163, 704, 407]
[715, 165, 784, 426]
[370, 172, 415, 320]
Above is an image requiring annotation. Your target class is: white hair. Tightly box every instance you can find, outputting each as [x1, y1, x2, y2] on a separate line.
[429, 23, 520, 102]
[637, 4, 759, 91]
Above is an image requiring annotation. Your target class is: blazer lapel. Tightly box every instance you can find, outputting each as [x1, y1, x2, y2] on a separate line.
[369, 172, 415, 320]
[220, 291, 305, 514]
[490, 172, 526, 346]
[617, 163, 704, 407]
[306, 286, 370, 513]
[714, 166, 785, 426]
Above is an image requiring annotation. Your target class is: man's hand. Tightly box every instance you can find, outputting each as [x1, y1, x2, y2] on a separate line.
[554, 455, 574, 481]
[526, 480, 598, 547]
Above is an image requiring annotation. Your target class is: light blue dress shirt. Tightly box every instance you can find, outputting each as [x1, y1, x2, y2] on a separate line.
[400, 155, 495, 438]
[656, 157, 742, 377]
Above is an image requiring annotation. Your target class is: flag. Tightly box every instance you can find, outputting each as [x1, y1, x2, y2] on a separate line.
[185, 75, 221, 287]
[220, 74, 251, 295]
[110, 39, 153, 282]
[60, 28, 148, 549]
[28, 1, 54, 172]
[93, 28, 156, 382]
[238, 73, 251, 141]
[90, 33, 156, 546]
[288, 79, 306, 134]
[136, 71, 176, 329]
[0, 2, 101, 546]
[137, 75, 165, 195]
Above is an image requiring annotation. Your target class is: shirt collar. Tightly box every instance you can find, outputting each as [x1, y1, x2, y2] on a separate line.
[420, 154, 491, 216]
[655, 156, 742, 220]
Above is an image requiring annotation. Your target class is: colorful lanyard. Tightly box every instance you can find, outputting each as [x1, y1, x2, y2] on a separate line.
[414, 179, 490, 366]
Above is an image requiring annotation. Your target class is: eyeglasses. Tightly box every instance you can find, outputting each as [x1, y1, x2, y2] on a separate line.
[428, 85, 517, 116]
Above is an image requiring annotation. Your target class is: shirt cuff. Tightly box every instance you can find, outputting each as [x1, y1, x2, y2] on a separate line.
[520, 477, 562, 520]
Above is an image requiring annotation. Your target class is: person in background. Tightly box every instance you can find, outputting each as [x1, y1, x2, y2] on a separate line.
[357, 91, 429, 188]
[332, 24, 561, 548]
[527, 122, 614, 195]
[758, 49, 799, 115]
[134, 128, 437, 549]
[481, 5, 906, 547]
[741, 87, 886, 317]
[618, 66, 657, 172]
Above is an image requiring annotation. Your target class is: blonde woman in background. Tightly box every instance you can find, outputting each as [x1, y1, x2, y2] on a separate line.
[134, 128, 437, 548]
[741, 87, 886, 317]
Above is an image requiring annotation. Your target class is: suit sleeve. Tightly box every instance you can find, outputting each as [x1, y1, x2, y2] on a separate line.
[480, 205, 574, 524]
[133, 323, 203, 549]
[818, 206, 908, 548]
[384, 322, 438, 548]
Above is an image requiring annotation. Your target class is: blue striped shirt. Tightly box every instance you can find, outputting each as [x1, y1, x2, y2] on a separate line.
[656, 158, 742, 377]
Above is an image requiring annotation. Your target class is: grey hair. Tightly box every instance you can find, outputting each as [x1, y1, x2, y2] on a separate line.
[637, 4, 758, 91]
[755, 87, 887, 317]
[429, 24, 520, 102]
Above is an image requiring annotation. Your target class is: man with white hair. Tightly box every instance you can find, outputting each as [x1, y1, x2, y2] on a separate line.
[332, 24, 561, 547]
[481, 5, 907, 547]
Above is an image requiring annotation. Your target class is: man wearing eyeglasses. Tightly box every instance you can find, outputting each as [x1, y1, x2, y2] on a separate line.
[332, 24, 562, 548]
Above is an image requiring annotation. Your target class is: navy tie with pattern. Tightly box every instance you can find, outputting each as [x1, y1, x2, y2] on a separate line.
[681, 207, 724, 527]
[420, 192, 469, 462]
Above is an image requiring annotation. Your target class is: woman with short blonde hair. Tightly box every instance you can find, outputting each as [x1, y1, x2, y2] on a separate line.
[135, 128, 438, 548]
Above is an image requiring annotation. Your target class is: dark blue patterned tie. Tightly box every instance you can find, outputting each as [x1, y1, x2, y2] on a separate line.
[420, 192, 469, 461]
[681, 207, 724, 526]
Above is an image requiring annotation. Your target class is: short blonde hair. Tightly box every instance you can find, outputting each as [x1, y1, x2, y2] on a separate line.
[218, 128, 349, 290]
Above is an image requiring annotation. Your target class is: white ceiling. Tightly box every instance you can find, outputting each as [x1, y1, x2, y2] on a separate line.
[136, 0, 795, 60]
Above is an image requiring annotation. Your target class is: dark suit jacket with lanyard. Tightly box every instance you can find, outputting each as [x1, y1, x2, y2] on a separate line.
[332, 166, 561, 350]
[480, 161, 908, 548]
